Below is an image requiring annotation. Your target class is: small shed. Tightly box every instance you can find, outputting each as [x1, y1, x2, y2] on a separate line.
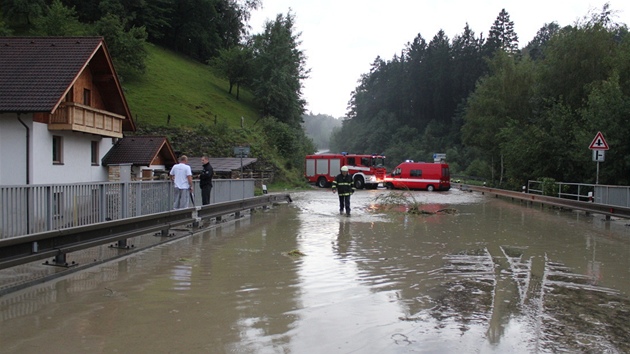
[101, 136, 177, 180]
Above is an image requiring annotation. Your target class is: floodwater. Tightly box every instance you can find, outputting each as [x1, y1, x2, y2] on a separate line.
[1, 188, 630, 353]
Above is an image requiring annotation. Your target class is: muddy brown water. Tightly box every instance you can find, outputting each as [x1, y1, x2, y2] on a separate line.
[1, 189, 629, 353]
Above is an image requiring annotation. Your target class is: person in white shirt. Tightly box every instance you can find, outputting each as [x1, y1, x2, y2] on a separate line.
[170, 155, 193, 209]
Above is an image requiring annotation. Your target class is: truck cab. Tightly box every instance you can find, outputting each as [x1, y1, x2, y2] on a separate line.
[384, 162, 450, 191]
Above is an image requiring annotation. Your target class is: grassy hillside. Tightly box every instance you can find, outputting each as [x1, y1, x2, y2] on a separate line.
[120, 44, 310, 188]
[122, 43, 260, 129]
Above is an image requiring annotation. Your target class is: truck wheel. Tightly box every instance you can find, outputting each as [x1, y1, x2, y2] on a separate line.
[385, 182, 394, 190]
[427, 185, 435, 192]
[316, 176, 328, 188]
[354, 176, 365, 190]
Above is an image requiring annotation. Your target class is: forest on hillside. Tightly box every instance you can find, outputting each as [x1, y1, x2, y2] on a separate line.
[330, 5, 630, 188]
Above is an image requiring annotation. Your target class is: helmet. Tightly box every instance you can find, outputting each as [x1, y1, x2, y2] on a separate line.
[341, 166, 349, 172]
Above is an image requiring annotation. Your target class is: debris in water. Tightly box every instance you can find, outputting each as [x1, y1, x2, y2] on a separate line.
[373, 192, 457, 215]
[287, 249, 305, 257]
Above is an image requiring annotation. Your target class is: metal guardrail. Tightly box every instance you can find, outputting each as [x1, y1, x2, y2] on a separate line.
[0, 194, 292, 271]
[457, 184, 630, 220]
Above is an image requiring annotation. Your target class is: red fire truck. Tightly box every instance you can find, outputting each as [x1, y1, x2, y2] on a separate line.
[305, 153, 386, 189]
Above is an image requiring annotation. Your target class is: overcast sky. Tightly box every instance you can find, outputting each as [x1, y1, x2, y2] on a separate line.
[248, 1, 630, 118]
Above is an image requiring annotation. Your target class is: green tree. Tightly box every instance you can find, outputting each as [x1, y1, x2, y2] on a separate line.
[451, 24, 486, 103]
[0, 11, 13, 35]
[523, 22, 560, 60]
[251, 12, 309, 128]
[423, 30, 454, 125]
[581, 74, 630, 184]
[1, 0, 46, 25]
[260, 116, 315, 170]
[485, 8, 519, 55]
[92, 13, 148, 78]
[31, 0, 86, 36]
[61, 0, 101, 23]
[403, 34, 430, 130]
[212, 45, 253, 99]
[462, 51, 535, 184]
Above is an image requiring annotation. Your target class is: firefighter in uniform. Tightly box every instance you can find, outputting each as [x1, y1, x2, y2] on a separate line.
[332, 166, 355, 216]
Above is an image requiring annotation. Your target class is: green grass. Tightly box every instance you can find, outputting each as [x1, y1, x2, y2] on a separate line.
[119, 43, 309, 187]
[122, 43, 260, 129]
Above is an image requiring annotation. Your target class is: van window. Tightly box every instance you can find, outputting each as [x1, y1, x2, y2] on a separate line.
[392, 168, 401, 176]
[410, 169, 422, 177]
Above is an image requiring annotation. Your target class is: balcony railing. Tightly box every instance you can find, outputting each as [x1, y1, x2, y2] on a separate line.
[48, 102, 124, 138]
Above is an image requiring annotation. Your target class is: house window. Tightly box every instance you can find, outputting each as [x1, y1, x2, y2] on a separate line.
[91, 141, 99, 165]
[83, 89, 91, 105]
[52, 136, 63, 164]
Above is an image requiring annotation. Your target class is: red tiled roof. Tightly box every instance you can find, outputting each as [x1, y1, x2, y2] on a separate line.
[102, 136, 177, 166]
[0, 36, 135, 131]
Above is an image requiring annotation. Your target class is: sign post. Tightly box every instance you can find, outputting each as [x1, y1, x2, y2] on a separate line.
[233, 146, 250, 176]
[588, 132, 609, 184]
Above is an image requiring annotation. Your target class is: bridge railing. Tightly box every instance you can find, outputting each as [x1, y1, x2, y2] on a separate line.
[0, 179, 254, 239]
[527, 180, 630, 207]
[459, 184, 630, 220]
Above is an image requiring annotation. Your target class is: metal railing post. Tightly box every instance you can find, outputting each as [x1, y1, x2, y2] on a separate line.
[100, 184, 107, 222]
[121, 182, 128, 219]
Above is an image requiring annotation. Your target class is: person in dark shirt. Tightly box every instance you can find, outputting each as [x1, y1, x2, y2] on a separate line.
[200, 155, 214, 205]
[332, 166, 355, 216]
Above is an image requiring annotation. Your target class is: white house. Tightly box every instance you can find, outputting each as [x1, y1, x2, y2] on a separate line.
[0, 36, 135, 185]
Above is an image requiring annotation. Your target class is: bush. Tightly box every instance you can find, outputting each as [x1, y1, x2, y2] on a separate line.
[540, 177, 557, 196]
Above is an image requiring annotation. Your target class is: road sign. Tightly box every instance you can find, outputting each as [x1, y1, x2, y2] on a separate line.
[593, 149, 605, 162]
[433, 153, 446, 163]
[589, 131, 609, 150]
[233, 146, 250, 157]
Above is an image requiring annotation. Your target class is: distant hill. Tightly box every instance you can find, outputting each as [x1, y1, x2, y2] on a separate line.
[302, 113, 342, 150]
[122, 43, 260, 129]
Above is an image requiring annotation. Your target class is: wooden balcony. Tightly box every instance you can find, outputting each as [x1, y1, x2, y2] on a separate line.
[48, 102, 124, 138]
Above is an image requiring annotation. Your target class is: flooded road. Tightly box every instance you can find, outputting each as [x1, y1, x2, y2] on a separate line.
[1, 188, 630, 353]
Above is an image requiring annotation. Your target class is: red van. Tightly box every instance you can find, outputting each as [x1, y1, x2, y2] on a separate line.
[384, 162, 450, 191]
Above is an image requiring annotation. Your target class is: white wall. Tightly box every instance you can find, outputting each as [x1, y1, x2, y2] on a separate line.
[1, 114, 116, 186]
[0, 113, 29, 185]
[31, 122, 110, 184]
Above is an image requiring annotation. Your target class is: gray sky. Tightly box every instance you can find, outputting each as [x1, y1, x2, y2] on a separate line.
[249, 1, 630, 118]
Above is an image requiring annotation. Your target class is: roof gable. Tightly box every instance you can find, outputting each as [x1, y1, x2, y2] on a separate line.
[102, 136, 177, 166]
[0, 36, 135, 131]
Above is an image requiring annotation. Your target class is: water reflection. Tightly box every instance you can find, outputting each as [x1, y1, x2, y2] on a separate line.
[0, 189, 629, 353]
[334, 219, 352, 259]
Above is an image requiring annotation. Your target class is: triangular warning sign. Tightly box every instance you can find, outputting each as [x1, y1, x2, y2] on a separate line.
[589, 131, 609, 150]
